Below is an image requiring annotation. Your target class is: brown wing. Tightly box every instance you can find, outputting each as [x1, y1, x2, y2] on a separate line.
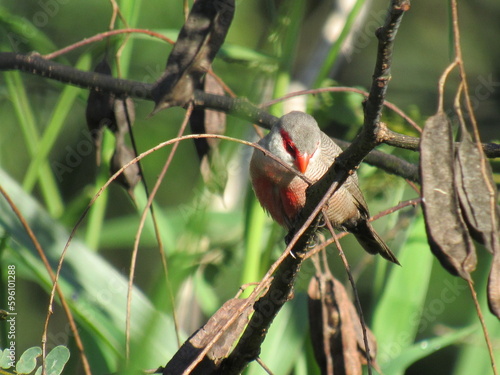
[319, 132, 369, 212]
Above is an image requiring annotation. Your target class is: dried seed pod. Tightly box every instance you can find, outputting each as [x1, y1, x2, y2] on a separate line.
[110, 133, 141, 199]
[114, 97, 135, 135]
[308, 274, 379, 374]
[420, 111, 476, 280]
[151, 0, 235, 113]
[454, 120, 500, 318]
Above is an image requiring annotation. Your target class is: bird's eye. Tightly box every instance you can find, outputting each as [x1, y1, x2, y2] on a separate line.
[285, 140, 295, 156]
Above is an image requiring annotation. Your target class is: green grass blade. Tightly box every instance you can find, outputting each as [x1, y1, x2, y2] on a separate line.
[372, 179, 407, 299]
[84, 130, 113, 250]
[117, 0, 143, 76]
[3, 71, 64, 217]
[384, 325, 477, 374]
[0, 5, 58, 54]
[270, 0, 307, 114]
[241, 195, 268, 289]
[22, 53, 91, 192]
[372, 213, 434, 371]
[313, 0, 368, 88]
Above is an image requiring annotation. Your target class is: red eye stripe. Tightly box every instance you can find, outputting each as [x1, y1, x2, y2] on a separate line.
[279, 128, 297, 157]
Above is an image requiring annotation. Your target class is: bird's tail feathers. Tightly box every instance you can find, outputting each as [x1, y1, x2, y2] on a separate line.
[351, 221, 400, 265]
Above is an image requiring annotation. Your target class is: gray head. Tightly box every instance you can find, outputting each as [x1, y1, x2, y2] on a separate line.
[266, 111, 321, 173]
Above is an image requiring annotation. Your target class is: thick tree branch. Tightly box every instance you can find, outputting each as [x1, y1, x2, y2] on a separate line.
[1, 51, 498, 159]
[0, 52, 153, 99]
[300, 0, 412, 225]
[218, 1, 412, 374]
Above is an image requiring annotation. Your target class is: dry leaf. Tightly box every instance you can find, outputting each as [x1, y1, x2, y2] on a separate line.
[190, 74, 226, 160]
[420, 111, 476, 280]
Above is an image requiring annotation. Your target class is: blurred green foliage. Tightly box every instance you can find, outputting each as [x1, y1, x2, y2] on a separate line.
[0, 0, 499, 374]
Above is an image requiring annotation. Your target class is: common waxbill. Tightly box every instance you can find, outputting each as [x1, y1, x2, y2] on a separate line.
[250, 111, 399, 265]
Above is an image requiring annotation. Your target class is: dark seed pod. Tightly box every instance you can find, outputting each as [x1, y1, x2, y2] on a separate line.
[110, 133, 141, 199]
[114, 97, 135, 135]
[85, 58, 115, 165]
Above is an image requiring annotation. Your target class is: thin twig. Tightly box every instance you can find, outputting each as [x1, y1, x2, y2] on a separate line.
[125, 105, 194, 358]
[36, 133, 261, 375]
[42, 29, 175, 60]
[467, 280, 498, 375]
[323, 211, 372, 375]
[2, 52, 500, 158]
[437, 60, 459, 113]
[256, 357, 274, 375]
[261, 86, 422, 133]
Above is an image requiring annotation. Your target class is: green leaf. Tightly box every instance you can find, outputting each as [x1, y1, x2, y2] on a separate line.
[116, 0, 143, 77]
[241, 195, 268, 290]
[44, 346, 70, 375]
[16, 347, 42, 375]
[0, 349, 14, 369]
[454, 260, 500, 375]
[0, 169, 179, 370]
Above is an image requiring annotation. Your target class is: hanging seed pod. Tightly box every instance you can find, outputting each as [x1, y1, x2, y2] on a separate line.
[151, 0, 235, 113]
[85, 57, 116, 165]
[110, 133, 141, 199]
[114, 97, 135, 135]
[308, 274, 379, 374]
[454, 119, 500, 319]
[420, 111, 476, 280]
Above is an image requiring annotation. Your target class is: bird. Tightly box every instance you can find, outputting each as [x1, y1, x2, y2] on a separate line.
[249, 111, 400, 265]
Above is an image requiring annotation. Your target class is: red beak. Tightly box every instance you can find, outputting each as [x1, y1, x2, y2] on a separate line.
[295, 153, 310, 174]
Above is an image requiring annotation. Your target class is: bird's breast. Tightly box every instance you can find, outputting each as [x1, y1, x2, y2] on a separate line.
[250, 152, 307, 228]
